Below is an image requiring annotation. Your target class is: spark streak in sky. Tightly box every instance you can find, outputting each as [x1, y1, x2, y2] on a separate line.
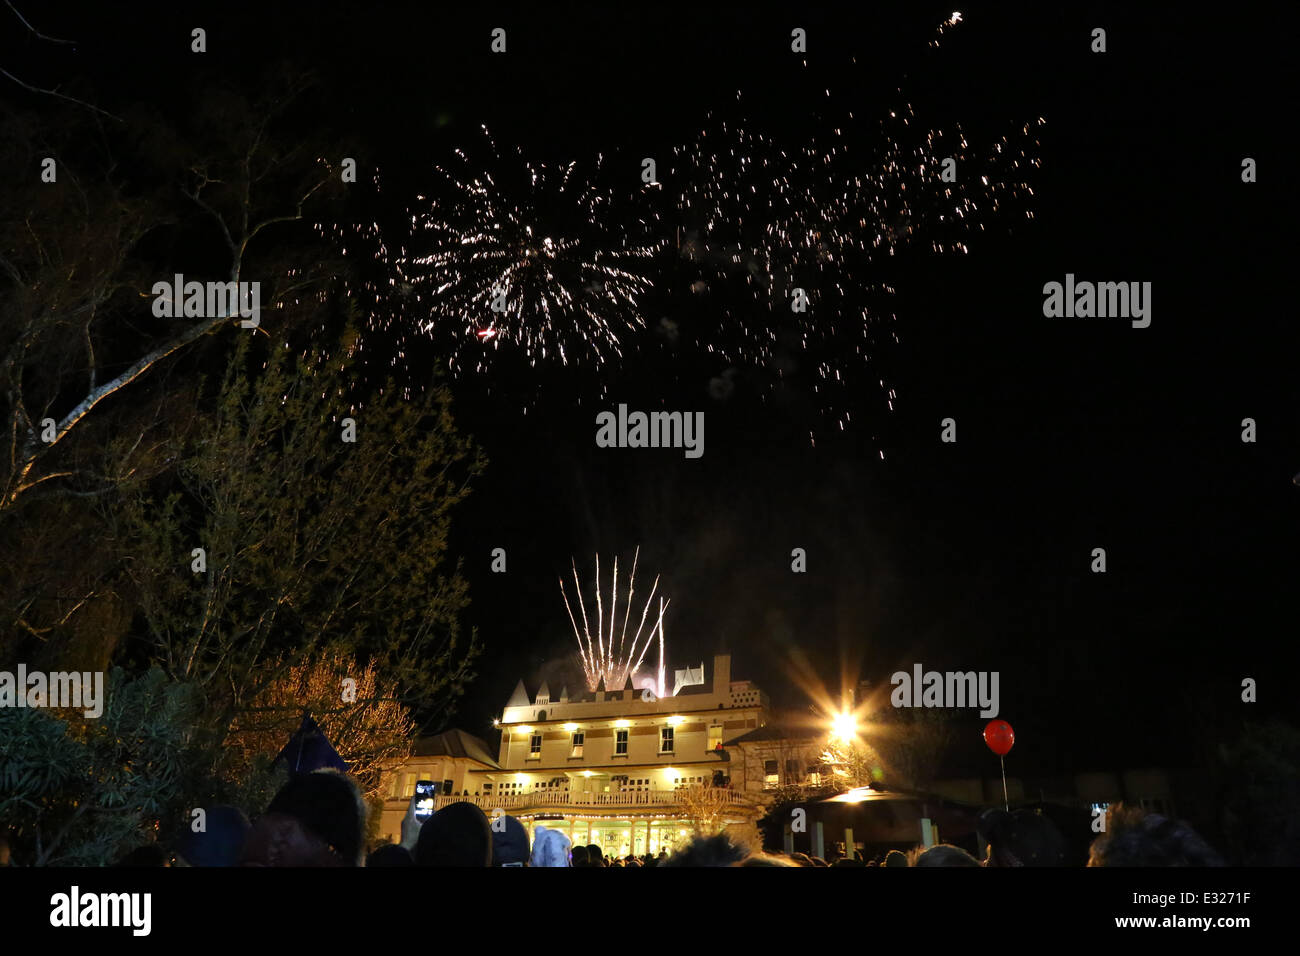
[560, 548, 669, 695]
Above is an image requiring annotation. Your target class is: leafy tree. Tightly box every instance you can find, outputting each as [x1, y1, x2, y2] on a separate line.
[113, 326, 484, 742]
[0, 667, 206, 865]
[226, 648, 415, 800]
[820, 736, 886, 791]
[677, 784, 735, 839]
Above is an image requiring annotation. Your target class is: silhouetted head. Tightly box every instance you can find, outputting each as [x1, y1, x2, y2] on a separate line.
[979, 807, 1068, 866]
[491, 815, 529, 867]
[243, 770, 367, 867]
[1088, 804, 1224, 867]
[660, 834, 748, 867]
[415, 801, 493, 866]
[177, 805, 251, 867]
[366, 844, 414, 867]
[913, 843, 981, 867]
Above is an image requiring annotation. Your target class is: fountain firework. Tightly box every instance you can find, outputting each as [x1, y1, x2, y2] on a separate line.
[560, 548, 669, 695]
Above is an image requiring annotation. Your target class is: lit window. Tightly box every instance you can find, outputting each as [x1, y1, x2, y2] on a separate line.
[764, 759, 779, 790]
[660, 727, 674, 754]
[615, 729, 628, 755]
[708, 725, 723, 751]
[529, 733, 542, 758]
[571, 731, 585, 757]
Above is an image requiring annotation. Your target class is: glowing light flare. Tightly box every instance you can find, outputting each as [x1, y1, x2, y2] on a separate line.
[831, 712, 858, 742]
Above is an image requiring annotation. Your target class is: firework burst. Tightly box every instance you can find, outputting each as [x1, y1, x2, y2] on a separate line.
[324, 127, 664, 384]
[560, 547, 669, 695]
[665, 11, 1043, 442]
[316, 13, 1042, 439]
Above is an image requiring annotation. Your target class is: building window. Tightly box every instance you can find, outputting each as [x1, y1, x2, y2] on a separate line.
[764, 759, 779, 790]
[571, 732, 585, 757]
[529, 734, 542, 758]
[483, 783, 493, 793]
[708, 725, 723, 751]
[615, 729, 628, 755]
[660, 727, 674, 754]
[785, 759, 801, 781]
[441, 778, 453, 795]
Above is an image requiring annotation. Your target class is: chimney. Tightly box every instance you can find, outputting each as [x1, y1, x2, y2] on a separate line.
[712, 654, 731, 695]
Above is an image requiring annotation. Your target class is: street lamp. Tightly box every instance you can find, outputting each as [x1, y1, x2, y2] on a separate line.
[831, 711, 857, 742]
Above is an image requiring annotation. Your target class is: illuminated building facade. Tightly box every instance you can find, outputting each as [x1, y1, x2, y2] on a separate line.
[381, 654, 770, 857]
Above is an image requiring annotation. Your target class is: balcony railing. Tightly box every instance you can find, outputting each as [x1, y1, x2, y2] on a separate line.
[410, 790, 749, 813]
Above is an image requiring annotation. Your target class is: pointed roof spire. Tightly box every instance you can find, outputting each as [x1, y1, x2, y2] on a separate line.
[623, 673, 635, 691]
[558, 685, 569, 702]
[594, 677, 606, 694]
[536, 680, 551, 702]
[506, 679, 530, 708]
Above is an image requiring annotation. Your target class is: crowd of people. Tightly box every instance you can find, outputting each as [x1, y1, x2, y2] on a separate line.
[3, 767, 1226, 868]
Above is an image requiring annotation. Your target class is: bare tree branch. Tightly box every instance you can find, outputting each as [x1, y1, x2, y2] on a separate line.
[4, 1, 76, 44]
[0, 67, 124, 124]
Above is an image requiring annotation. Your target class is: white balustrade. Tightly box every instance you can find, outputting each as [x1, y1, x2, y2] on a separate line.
[422, 788, 745, 812]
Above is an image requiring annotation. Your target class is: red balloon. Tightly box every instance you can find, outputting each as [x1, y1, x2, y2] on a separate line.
[983, 719, 1015, 756]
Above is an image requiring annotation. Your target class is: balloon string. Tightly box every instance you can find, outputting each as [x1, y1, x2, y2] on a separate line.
[1000, 755, 1009, 811]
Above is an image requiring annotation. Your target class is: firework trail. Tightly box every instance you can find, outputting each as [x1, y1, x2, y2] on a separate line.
[665, 11, 1043, 442]
[560, 547, 670, 694]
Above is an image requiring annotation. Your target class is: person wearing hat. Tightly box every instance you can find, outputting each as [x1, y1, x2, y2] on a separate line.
[240, 770, 367, 866]
[491, 814, 529, 866]
[530, 825, 572, 867]
[177, 806, 251, 867]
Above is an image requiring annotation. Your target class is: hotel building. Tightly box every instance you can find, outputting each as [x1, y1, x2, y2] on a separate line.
[381, 654, 774, 857]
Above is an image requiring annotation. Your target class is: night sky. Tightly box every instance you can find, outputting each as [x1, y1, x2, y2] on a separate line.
[11, 2, 1297, 777]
